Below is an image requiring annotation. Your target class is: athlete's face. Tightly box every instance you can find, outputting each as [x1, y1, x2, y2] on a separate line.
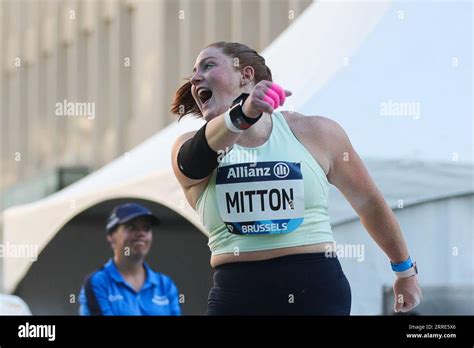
[190, 47, 250, 121]
[107, 217, 153, 260]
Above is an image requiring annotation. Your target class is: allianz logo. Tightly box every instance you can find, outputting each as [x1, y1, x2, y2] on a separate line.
[152, 295, 169, 306]
[227, 162, 290, 179]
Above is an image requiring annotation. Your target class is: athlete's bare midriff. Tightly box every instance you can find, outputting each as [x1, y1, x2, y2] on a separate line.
[183, 111, 334, 268]
[210, 242, 335, 268]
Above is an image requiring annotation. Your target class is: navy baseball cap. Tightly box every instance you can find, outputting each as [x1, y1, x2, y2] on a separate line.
[106, 203, 160, 233]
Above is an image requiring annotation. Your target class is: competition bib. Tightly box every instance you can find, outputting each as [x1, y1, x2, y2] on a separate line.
[216, 161, 304, 235]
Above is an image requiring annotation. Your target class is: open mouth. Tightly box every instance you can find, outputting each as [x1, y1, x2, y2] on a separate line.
[197, 88, 213, 108]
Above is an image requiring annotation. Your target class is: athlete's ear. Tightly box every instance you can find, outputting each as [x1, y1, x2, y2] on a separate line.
[241, 66, 255, 85]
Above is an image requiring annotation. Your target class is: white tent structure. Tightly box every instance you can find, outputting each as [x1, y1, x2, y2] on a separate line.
[2, 0, 473, 315]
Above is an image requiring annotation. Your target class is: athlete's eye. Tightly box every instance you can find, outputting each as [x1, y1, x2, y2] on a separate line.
[191, 62, 214, 76]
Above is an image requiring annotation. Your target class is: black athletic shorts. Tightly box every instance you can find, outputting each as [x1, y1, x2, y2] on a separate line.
[207, 252, 351, 315]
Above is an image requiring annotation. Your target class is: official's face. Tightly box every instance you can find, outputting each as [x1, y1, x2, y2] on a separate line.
[108, 217, 153, 259]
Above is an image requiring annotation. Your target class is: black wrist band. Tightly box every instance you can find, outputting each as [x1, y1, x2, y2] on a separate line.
[229, 93, 263, 130]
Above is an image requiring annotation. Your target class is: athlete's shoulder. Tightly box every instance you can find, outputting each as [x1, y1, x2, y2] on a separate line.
[280, 111, 351, 165]
[281, 111, 345, 139]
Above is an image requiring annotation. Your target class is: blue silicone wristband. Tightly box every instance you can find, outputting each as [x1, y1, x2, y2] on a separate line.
[391, 256, 414, 272]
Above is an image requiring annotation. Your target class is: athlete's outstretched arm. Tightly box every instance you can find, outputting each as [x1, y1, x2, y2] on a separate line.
[172, 81, 291, 190]
[320, 117, 422, 313]
[205, 81, 291, 154]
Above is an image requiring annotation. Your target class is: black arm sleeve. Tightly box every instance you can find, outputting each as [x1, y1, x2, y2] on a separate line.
[177, 123, 220, 180]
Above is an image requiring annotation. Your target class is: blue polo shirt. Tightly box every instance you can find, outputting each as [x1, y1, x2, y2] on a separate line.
[79, 259, 181, 316]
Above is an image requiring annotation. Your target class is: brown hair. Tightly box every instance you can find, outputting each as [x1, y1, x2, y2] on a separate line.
[170, 41, 273, 120]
